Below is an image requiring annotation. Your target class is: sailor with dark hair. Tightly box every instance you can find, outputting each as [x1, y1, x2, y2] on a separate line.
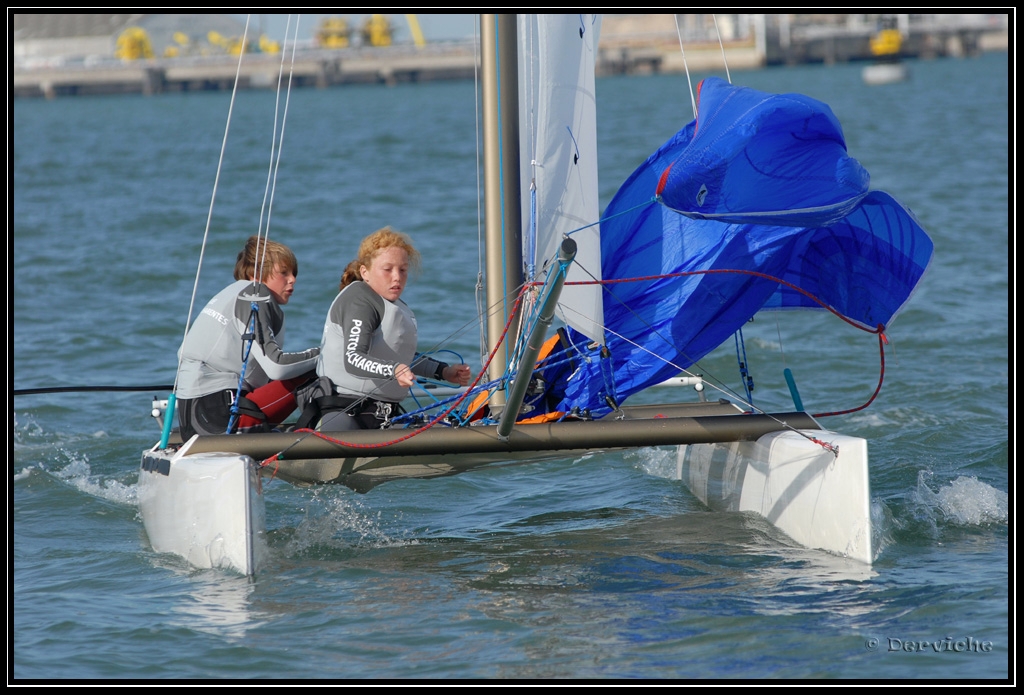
[176, 236, 319, 440]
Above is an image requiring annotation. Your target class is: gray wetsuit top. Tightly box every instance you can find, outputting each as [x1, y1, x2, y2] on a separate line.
[317, 281, 445, 403]
[177, 279, 320, 399]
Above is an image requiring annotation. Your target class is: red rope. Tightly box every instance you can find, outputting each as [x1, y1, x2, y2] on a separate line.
[565, 268, 891, 419]
[263, 267, 892, 475]
[566, 267, 885, 334]
[811, 328, 887, 418]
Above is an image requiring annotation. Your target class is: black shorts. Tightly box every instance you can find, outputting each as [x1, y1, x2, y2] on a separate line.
[177, 390, 267, 440]
[177, 390, 234, 440]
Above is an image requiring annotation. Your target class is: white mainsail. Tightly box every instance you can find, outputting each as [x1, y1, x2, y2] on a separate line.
[518, 14, 604, 344]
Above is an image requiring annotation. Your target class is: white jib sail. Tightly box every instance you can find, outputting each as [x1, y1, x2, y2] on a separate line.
[518, 14, 604, 344]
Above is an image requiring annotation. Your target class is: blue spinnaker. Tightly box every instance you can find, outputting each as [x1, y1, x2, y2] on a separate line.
[551, 78, 934, 418]
[659, 77, 871, 226]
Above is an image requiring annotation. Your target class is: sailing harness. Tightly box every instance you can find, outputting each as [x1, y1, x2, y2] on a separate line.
[292, 375, 405, 431]
[226, 290, 270, 434]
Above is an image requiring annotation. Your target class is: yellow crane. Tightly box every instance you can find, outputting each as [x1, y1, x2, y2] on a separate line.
[361, 14, 392, 47]
[406, 14, 425, 48]
[162, 31, 190, 58]
[315, 16, 352, 48]
[258, 34, 281, 54]
[314, 14, 425, 49]
[115, 27, 154, 61]
[870, 28, 902, 57]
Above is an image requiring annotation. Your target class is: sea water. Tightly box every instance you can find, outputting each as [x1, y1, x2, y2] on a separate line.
[13, 49, 1010, 680]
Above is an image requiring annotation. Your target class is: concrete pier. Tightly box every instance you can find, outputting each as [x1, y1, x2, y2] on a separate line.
[12, 46, 481, 98]
[12, 17, 1009, 100]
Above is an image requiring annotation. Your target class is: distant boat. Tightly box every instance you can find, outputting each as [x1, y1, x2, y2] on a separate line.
[863, 61, 909, 85]
[863, 27, 909, 85]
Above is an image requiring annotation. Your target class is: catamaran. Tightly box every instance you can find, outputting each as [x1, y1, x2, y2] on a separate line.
[138, 14, 933, 576]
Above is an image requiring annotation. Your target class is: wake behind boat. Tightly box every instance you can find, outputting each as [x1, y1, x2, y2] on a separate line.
[139, 14, 932, 576]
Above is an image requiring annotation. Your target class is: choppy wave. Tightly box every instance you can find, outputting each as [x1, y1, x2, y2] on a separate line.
[276, 487, 418, 561]
[13, 414, 137, 506]
[912, 472, 1008, 526]
[51, 456, 138, 506]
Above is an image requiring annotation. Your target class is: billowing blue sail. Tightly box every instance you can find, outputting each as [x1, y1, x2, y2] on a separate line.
[549, 77, 933, 418]
[659, 77, 870, 226]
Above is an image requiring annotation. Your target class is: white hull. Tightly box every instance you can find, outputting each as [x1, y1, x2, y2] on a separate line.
[137, 418, 871, 574]
[138, 445, 266, 576]
[676, 429, 873, 564]
[862, 62, 909, 85]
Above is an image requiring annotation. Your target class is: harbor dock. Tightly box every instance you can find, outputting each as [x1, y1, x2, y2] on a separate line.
[13, 14, 1008, 100]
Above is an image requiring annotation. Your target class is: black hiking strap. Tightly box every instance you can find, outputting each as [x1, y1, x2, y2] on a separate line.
[294, 394, 406, 430]
[294, 394, 361, 430]
[234, 394, 268, 422]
